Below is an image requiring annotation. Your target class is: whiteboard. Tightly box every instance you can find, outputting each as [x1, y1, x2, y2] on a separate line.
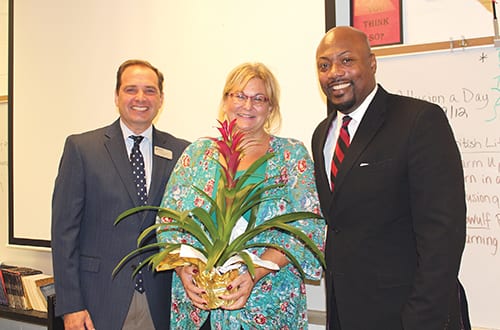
[8, 0, 326, 246]
[376, 45, 500, 330]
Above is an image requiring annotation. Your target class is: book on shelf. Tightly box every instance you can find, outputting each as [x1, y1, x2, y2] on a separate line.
[1, 266, 42, 310]
[0, 268, 9, 306]
[0, 264, 17, 306]
[38, 280, 55, 302]
[21, 273, 54, 312]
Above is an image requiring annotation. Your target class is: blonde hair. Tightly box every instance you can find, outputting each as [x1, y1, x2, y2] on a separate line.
[218, 62, 281, 134]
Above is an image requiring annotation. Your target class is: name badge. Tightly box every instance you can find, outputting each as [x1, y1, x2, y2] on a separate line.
[154, 146, 173, 160]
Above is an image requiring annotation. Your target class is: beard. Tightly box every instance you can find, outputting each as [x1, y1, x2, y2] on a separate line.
[322, 80, 357, 114]
[329, 94, 356, 114]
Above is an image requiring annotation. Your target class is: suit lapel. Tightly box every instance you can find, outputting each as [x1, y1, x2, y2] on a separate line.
[315, 112, 337, 201]
[143, 128, 178, 230]
[331, 87, 387, 200]
[148, 128, 171, 205]
[104, 120, 138, 206]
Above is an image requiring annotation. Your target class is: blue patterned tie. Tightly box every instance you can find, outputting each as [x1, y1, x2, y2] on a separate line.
[130, 135, 147, 293]
[130, 135, 148, 206]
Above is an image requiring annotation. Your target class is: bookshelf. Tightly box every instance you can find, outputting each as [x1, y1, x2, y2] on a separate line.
[0, 304, 47, 325]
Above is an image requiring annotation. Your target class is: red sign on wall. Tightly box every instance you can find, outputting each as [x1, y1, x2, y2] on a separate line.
[351, 0, 403, 47]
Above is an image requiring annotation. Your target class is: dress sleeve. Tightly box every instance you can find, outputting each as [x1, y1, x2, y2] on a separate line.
[258, 138, 326, 280]
[156, 139, 215, 247]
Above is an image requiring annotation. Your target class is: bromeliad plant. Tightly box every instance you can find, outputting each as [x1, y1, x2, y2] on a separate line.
[113, 119, 325, 307]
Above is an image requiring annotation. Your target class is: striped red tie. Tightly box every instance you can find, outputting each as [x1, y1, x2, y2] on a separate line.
[330, 116, 352, 191]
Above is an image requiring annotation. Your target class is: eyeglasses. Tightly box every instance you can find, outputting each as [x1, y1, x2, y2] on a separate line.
[228, 92, 269, 107]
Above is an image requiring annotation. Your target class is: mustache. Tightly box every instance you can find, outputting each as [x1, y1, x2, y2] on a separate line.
[326, 78, 351, 89]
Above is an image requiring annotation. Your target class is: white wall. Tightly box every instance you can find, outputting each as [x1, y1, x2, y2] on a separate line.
[0, 2, 52, 330]
[0, 0, 7, 94]
[0, 0, 53, 273]
[0, 0, 328, 327]
[1, 1, 497, 329]
[10, 0, 328, 244]
[0, 0, 328, 274]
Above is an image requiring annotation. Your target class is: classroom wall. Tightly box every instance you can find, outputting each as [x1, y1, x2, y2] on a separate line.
[0, 0, 53, 274]
[1, 1, 496, 330]
[0, 0, 349, 282]
[0, 1, 332, 328]
[0, 2, 329, 273]
[0, 2, 347, 277]
[0, 0, 6, 94]
[0, 3, 52, 330]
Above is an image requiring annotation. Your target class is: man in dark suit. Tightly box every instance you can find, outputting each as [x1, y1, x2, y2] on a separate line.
[51, 59, 189, 330]
[312, 26, 470, 330]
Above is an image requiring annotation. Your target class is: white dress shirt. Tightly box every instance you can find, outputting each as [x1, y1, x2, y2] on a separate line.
[323, 85, 378, 184]
[120, 120, 153, 194]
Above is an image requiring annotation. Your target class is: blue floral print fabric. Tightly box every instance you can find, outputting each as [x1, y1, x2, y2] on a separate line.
[157, 136, 325, 329]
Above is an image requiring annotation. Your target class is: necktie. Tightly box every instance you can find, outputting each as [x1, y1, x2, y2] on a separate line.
[330, 116, 352, 191]
[130, 135, 148, 206]
[130, 135, 147, 293]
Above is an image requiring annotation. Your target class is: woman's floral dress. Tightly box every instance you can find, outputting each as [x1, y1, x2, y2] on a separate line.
[157, 136, 325, 330]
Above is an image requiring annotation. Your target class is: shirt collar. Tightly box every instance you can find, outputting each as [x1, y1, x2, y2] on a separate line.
[342, 84, 378, 124]
[120, 120, 153, 142]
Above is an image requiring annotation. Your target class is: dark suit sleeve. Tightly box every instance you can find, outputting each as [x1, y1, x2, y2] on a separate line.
[311, 116, 334, 212]
[402, 104, 466, 328]
[51, 136, 87, 315]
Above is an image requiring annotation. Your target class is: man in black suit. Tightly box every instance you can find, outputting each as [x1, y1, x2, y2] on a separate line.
[51, 59, 189, 329]
[311, 26, 470, 330]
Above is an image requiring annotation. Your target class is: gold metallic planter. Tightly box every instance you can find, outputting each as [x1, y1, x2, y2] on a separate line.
[193, 267, 239, 309]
